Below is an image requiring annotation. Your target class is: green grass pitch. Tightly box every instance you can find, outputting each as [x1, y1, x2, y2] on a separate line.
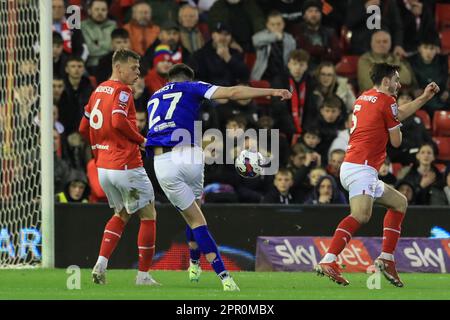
[0, 269, 450, 300]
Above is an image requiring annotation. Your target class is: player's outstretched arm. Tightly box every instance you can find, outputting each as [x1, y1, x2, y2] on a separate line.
[211, 86, 292, 101]
[397, 82, 440, 121]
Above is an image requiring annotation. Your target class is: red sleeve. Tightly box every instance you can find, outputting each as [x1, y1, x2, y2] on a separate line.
[111, 113, 145, 144]
[382, 97, 402, 131]
[78, 110, 91, 143]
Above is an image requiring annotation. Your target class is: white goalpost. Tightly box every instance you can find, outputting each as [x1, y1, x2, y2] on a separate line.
[0, 0, 54, 268]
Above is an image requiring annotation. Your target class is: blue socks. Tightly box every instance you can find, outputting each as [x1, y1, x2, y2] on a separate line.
[185, 225, 201, 262]
[191, 225, 228, 279]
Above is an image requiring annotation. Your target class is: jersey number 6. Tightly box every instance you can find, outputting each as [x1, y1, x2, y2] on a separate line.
[90, 99, 103, 130]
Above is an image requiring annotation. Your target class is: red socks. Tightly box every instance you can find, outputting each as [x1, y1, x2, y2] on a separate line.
[382, 209, 404, 254]
[99, 216, 125, 259]
[138, 219, 156, 272]
[328, 215, 361, 256]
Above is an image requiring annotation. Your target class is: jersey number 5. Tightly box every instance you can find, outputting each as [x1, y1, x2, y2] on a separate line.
[350, 104, 361, 134]
[90, 99, 103, 130]
[147, 92, 183, 129]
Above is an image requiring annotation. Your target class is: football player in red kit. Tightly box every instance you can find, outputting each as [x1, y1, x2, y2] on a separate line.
[79, 49, 159, 286]
[314, 63, 440, 287]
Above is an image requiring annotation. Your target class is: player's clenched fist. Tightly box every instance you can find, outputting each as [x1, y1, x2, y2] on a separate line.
[272, 89, 292, 100]
[422, 82, 440, 100]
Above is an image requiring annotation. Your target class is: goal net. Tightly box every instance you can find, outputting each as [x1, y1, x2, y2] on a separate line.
[0, 0, 44, 267]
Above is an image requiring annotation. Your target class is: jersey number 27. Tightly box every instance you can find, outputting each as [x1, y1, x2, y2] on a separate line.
[147, 92, 183, 130]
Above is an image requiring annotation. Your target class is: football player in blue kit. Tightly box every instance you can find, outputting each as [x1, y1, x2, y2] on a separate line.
[146, 63, 291, 291]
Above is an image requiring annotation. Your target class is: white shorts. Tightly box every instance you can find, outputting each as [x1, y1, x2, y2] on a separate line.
[340, 162, 385, 199]
[98, 167, 154, 214]
[153, 146, 204, 211]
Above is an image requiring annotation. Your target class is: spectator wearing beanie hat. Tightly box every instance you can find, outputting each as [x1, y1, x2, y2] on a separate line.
[292, 0, 341, 71]
[144, 44, 174, 95]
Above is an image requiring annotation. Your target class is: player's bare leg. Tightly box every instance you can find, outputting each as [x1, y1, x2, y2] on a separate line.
[92, 208, 131, 284]
[181, 201, 239, 291]
[135, 202, 160, 286]
[315, 195, 373, 286]
[373, 183, 407, 287]
[186, 199, 203, 282]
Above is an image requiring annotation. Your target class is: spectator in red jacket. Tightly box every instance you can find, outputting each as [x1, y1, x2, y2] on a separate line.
[144, 44, 173, 95]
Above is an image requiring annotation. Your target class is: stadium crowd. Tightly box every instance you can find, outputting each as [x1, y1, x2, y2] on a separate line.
[46, 0, 450, 206]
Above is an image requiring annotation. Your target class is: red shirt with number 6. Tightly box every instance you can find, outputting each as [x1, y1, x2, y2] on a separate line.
[344, 89, 401, 171]
[79, 80, 144, 170]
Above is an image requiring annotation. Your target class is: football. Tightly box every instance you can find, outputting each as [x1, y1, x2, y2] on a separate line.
[234, 149, 264, 178]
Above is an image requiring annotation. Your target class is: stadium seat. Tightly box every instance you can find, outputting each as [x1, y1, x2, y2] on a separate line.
[415, 110, 431, 130]
[432, 136, 450, 161]
[335, 55, 359, 79]
[435, 3, 450, 31]
[433, 110, 450, 136]
[249, 79, 271, 105]
[440, 30, 450, 54]
[244, 52, 256, 71]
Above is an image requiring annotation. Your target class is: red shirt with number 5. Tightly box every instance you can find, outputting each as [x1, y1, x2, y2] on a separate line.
[344, 89, 401, 171]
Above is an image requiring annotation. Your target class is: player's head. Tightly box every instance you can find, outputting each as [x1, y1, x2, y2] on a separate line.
[112, 49, 141, 85]
[287, 49, 309, 80]
[319, 96, 342, 124]
[370, 63, 401, 96]
[302, 127, 321, 149]
[111, 28, 130, 51]
[274, 168, 294, 194]
[167, 63, 195, 82]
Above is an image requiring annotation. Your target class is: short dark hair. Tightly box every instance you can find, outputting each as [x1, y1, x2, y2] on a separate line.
[168, 63, 195, 81]
[53, 32, 63, 45]
[66, 55, 84, 65]
[111, 28, 129, 40]
[321, 95, 342, 110]
[267, 10, 283, 20]
[276, 168, 293, 178]
[303, 126, 320, 137]
[288, 49, 310, 63]
[370, 63, 400, 86]
[112, 49, 141, 64]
